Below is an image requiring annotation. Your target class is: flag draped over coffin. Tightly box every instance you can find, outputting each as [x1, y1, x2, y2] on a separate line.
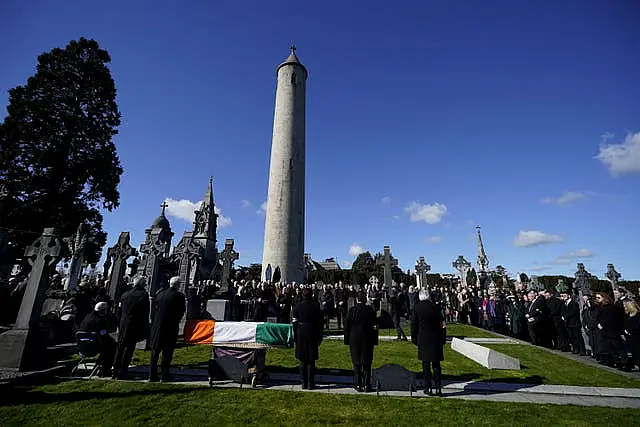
[183, 320, 294, 347]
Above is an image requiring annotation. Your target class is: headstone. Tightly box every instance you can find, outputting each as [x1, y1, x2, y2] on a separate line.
[375, 246, 397, 292]
[219, 239, 239, 295]
[106, 232, 137, 305]
[206, 299, 227, 321]
[451, 338, 520, 370]
[173, 232, 204, 294]
[64, 223, 90, 291]
[369, 275, 379, 287]
[606, 264, 621, 292]
[372, 364, 417, 393]
[414, 257, 431, 289]
[0, 228, 67, 370]
[452, 255, 471, 288]
[575, 263, 592, 351]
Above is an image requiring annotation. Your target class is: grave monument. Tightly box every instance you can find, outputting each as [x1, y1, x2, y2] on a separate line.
[375, 246, 398, 292]
[414, 256, 431, 289]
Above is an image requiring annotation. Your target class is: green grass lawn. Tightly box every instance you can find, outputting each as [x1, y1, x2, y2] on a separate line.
[364, 322, 498, 338]
[132, 338, 639, 388]
[1, 380, 638, 427]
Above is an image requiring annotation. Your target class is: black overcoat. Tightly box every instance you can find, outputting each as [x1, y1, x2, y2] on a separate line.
[149, 287, 186, 350]
[344, 303, 378, 365]
[118, 286, 150, 345]
[411, 299, 445, 362]
[292, 298, 324, 363]
[561, 300, 581, 328]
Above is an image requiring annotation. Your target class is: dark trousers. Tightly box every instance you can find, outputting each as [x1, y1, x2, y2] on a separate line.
[98, 336, 116, 376]
[336, 306, 346, 329]
[149, 345, 176, 381]
[422, 361, 442, 393]
[567, 326, 586, 355]
[113, 342, 136, 376]
[553, 318, 569, 350]
[353, 361, 372, 390]
[393, 313, 406, 339]
[299, 361, 316, 389]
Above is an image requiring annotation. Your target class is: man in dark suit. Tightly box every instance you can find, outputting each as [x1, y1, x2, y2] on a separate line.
[149, 276, 186, 382]
[561, 289, 585, 355]
[411, 289, 446, 396]
[112, 276, 150, 379]
[292, 287, 324, 389]
[344, 292, 378, 392]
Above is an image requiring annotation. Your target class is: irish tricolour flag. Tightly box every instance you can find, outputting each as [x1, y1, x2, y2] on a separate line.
[184, 320, 294, 347]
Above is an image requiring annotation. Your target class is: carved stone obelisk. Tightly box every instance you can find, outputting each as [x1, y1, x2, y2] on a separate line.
[262, 46, 307, 283]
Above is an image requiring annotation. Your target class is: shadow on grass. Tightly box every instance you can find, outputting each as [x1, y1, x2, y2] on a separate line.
[0, 378, 198, 407]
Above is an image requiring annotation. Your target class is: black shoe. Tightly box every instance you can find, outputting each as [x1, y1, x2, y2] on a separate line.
[147, 377, 159, 383]
[364, 385, 373, 393]
[302, 383, 309, 390]
[435, 390, 443, 397]
[423, 388, 433, 395]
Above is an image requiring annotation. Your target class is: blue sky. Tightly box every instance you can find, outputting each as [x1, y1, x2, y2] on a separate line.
[1, 1, 639, 280]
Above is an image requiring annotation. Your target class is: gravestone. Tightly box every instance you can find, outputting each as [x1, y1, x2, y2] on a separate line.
[451, 338, 520, 370]
[218, 239, 239, 295]
[606, 264, 621, 292]
[173, 231, 204, 294]
[372, 364, 417, 394]
[64, 223, 90, 291]
[575, 263, 592, 351]
[414, 257, 431, 289]
[375, 246, 397, 292]
[452, 256, 471, 288]
[106, 232, 137, 306]
[0, 228, 67, 370]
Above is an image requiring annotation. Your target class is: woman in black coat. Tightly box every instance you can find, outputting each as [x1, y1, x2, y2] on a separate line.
[411, 289, 446, 396]
[344, 292, 378, 392]
[595, 292, 625, 367]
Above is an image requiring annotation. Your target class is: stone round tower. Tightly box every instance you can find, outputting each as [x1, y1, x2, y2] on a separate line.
[261, 46, 307, 283]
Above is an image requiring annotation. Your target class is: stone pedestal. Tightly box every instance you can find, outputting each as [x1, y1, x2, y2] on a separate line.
[206, 299, 227, 321]
[0, 329, 45, 371]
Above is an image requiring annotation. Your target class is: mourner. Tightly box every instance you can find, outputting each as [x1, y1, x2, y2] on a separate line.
[112, 276, 150, 380]
[560, 288, 585, 355]
[390, 288, 408, 341]
[149, 276, 186, 382]
[78, 302, 116, 377]
[344, 292, 378, 392]
[411, 288, 446, 396]
[291, 287, 324, 389]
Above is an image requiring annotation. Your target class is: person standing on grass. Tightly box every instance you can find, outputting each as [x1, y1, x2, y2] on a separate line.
[112, 276, 150, 380]
[344, 292, 378, 392]
[148, 276, 186, 382]
[292, 287, 324, 390]
[411, 288, 446, 396]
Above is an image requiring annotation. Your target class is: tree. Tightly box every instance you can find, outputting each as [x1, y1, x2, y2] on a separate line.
[0, 38, 122, 265]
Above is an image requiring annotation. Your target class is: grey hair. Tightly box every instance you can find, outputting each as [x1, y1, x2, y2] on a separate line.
[133, 276, 147, 288]
[419, 289, 430, 301]
[169, 276, 180, 288]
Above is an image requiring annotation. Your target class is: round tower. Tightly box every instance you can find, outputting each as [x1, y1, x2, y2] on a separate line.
[261, 46, 307, 283]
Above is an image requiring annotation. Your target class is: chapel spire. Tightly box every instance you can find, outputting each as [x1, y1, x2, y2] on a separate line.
[476, 226, 489, 273]
[193, 176, 218, 243]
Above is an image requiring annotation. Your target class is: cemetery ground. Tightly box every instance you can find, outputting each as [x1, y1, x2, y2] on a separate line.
[2, 324, 640, 426]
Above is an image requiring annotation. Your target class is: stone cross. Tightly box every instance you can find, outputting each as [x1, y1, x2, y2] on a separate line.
[369, 275, 379, 287]
[375, 246, 397, 291]
[452, 255, 472, 288]
[219, 239, 239, 295]
[414, 256, 431, 289]
[0, 228, 67, 370]
[64, 223, 89, 291]
[106, 232, 138, 305]
[575, 263, 592, 351]
[605, 264, 621, 292]
[172, 232, 203, 294]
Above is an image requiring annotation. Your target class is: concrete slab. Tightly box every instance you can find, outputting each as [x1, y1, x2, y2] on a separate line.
[451, 338, 521, 370]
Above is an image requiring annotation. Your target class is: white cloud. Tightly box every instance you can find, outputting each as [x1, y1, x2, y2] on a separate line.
[240, 200, 252, 209]
[349, 244, 365, 257]
[424, 236, 443, 244]
[164, 198, 232, 228]
[596, 131, 640, 175]
[554, 249, 594, 265]
[342, 261, 352, 268]
[381, 196, 392, 204]
[405, 201, 448, 224]
[513, 230, 564, 247]
[540, 191, 588, 205]
[392, 215, 400, 220]
[256, 201, 267, 215]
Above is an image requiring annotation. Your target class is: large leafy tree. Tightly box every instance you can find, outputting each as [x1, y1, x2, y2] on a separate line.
[0, 38, 122, 265]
